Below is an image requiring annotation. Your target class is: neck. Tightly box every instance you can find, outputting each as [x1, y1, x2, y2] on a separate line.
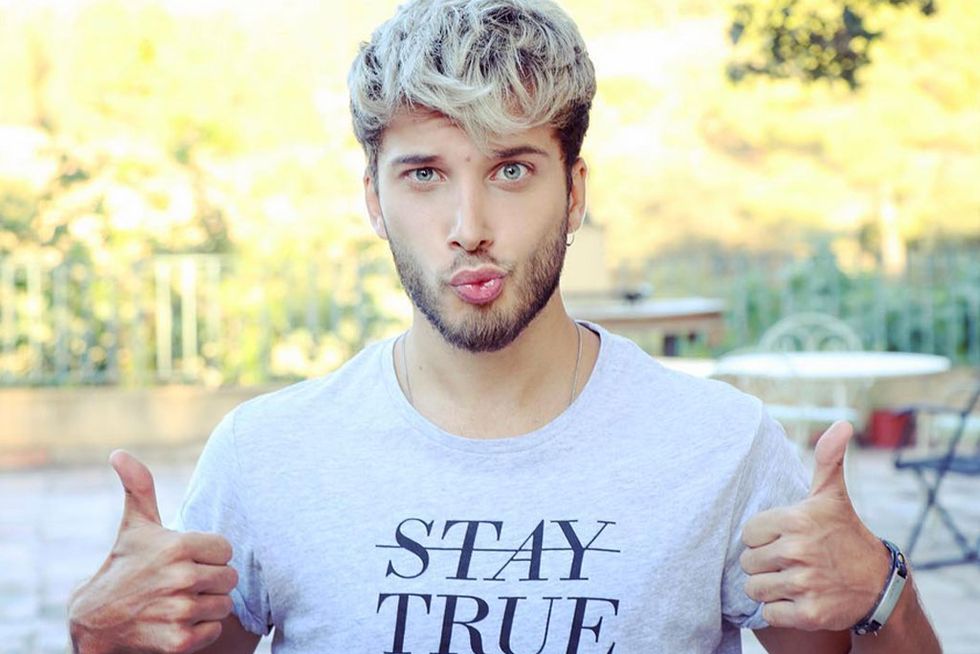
[398, 294, 596, 438]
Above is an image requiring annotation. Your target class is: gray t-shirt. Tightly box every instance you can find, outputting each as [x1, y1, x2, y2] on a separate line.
[177, 324, 807, 653]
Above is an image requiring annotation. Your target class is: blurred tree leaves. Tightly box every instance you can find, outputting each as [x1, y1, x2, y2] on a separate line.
[728, 0, 937, 89]
[0, 0, 977, 271]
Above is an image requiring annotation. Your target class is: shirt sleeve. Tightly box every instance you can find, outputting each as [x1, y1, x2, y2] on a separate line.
[169, 410, 273, 637]
[721, 407, 809, 630]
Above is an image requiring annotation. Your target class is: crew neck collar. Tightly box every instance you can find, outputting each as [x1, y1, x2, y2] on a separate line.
[380, 321, 609, 454]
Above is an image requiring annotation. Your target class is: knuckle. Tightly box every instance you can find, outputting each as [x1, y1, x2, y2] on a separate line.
[785, 571, 807, 595]
[198, 532, 233, 563]
[778, 541, 806, 567]
[216, 536, 234, 562]
[741, 517, 764, 544]
[163, 534, 190, 560]
[795, 568, 818, 591]
[798, 604, 823, 631]
[167, 565, 197, 592]
[163, 627, 197, 654]
[761, 604, 782, 627]
[173, 596, 197, 622]
[224, 566, 240, 591]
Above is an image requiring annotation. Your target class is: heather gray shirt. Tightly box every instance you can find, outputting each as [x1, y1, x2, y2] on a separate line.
[176, 324, 807, 653]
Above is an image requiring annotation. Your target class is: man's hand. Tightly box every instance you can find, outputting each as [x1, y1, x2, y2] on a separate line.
[68, 451, 239, 654]
[740, 421, 891, 631]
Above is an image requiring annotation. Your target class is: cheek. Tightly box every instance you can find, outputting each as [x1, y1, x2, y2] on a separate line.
[380, 192, 451, 238]
[495, 193, 568, 240]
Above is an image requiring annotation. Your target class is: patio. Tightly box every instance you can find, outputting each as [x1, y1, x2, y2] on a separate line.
[0, 446, 976, 653]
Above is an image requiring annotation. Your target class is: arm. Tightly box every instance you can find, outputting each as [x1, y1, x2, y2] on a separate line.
[753, 575, 940, 653]
[849, 573, 940, 653]
[69, 451, 241, 654]
[195, 616, 261, 654]
[741, 422, 940, 654]
[754, 626, 850, 653]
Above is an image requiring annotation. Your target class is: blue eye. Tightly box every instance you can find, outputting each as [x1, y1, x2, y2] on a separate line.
[411, 168, 436, 182]
[499, 163, 527, 181]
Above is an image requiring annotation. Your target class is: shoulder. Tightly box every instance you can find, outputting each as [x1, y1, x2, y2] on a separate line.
[220, 338, 393, 446]
[595, 328, 764, 439]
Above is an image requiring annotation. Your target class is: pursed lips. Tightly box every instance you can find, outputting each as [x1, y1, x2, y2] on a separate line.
[449, 267, 506, 305]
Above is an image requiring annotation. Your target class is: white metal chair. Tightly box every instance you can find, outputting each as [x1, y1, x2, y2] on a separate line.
[744, 313, 867, 449]
[758, 311, 864, 352]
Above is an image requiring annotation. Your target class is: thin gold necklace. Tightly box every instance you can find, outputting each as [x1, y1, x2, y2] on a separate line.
[399, 323, 584, 408]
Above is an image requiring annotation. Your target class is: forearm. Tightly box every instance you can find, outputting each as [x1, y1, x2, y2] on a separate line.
[849, 571, 940, 654]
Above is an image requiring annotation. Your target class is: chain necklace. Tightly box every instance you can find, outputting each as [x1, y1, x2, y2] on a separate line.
[399, 322, 584, 409]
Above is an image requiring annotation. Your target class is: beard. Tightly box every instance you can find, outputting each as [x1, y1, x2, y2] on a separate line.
[388, 216, 569, 353]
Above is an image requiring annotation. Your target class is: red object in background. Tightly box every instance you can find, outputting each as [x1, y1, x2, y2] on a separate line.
[867, 410, 913, 448]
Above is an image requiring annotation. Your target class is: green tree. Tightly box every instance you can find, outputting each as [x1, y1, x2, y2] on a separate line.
[728, 0, 937, 88]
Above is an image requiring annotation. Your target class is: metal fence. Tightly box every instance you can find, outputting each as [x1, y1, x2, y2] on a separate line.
[0, 252, 405, 387]
[1, 247, 978, 387]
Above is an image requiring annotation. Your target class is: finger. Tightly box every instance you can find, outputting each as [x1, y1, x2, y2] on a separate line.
[110, 449, 162, 527]
[761, 600, 799, 629]
[744, 570, 800, 604]
[741, 506, 794, 548]
[809, 421, 853, 499]
[739, 541, 784, 575]
[191, 564, 239, 595]
[190, 594, 235, 623]
[180, 532, 234, 566]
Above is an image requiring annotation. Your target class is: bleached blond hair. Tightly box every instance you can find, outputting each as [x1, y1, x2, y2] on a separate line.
[348, 0, 596, 183]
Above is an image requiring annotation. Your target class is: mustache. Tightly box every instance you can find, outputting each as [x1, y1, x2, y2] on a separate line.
[446, 253, 510, 275]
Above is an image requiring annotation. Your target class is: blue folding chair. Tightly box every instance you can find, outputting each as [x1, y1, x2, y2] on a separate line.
[893, 379, 980, 569]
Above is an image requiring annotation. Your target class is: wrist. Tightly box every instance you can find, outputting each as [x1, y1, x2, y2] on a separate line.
[852, 539, 908, 636]
[68, 595, 116, 654]
[69, 630, 124, 654]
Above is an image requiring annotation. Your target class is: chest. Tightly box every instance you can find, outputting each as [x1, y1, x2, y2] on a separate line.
[251, 454, 738, 652]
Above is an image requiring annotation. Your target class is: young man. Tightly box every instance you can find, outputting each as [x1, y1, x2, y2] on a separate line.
[68, 1, 940, 652]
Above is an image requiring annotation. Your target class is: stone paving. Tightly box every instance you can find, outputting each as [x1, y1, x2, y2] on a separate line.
[0, 448, 977, 654]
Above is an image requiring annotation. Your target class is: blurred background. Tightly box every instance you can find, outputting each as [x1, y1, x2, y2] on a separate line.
[0, 0, 978, 652]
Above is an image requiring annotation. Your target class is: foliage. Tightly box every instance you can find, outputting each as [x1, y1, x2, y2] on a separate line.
[728, 0, 938, 88]
[655, 244, 979, 362]
[0, 0, 978, 385]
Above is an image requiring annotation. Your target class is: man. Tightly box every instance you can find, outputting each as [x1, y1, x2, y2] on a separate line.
[67, 1, 941, 652]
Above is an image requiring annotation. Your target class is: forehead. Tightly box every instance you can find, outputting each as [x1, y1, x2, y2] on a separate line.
[377, 108, 561, 164]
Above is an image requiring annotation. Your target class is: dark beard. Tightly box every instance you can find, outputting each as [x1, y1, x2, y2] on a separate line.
[388, 219, 568, 353]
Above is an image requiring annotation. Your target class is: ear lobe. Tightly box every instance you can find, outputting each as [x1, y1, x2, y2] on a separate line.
[363, 173, 388, 240]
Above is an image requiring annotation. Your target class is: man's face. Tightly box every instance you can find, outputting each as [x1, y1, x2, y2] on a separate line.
[365, 109, 587, 352]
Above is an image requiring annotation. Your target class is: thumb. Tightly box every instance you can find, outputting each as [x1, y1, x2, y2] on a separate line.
[808, 421, 854, 498]
[110, 449, 163, 527]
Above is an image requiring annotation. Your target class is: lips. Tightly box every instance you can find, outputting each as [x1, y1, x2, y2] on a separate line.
[450, 267, 506, 305]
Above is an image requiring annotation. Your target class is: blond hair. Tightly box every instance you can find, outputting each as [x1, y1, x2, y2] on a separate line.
[348, 0, 596, 181]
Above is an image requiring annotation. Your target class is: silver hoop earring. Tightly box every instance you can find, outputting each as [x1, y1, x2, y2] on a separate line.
[566, 233, 576, 247]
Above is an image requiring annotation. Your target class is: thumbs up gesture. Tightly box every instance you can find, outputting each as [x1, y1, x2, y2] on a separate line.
[739, 422, 892, 631]
[68, 451, 239, 654]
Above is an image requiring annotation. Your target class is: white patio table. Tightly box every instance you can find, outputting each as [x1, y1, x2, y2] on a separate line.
[714, 351, 951, 382]
[715, 351, 952, 494]
[714, 351, 951, 443]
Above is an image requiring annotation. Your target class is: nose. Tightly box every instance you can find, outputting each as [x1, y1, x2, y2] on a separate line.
[446, 183, 492, 253]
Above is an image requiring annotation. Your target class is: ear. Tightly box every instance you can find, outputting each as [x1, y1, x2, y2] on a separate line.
[566, 157, 588, 233]
[363, 170, 388, 240]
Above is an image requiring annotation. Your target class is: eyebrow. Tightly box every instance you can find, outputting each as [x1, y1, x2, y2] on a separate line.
[388, 145, 550, 169]
[491, 145, 549, 160]
[390, 154, 441, 167]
